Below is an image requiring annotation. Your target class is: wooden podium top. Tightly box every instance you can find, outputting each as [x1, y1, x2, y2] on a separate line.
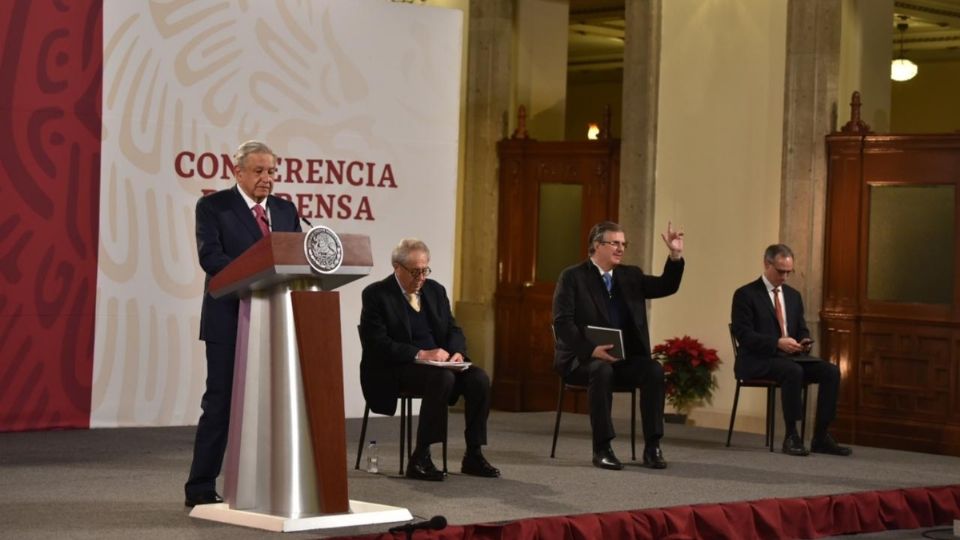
[209, 232, 373, 298]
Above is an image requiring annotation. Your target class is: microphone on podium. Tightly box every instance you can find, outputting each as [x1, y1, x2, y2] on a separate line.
[388, 515, 447, 536]
[300, 215, 313, 228]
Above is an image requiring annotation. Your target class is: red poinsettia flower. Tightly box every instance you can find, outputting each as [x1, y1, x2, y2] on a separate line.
[652, 335, 722, 413]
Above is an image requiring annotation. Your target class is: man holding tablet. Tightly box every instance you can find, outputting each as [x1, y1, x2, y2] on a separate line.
[552, 221, 685, 471]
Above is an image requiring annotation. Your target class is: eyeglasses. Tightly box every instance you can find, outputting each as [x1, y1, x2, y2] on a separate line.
[598, 240, 629, 249]
[398, 264, 431, 279]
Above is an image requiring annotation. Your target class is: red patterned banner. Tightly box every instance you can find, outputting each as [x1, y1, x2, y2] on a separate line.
[0, 0, 102, 431]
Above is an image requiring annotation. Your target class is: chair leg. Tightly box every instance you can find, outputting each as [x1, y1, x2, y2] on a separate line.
[399, 397, 407, 475]
[800, 384, 809, 443]
[355, 405, 370, 470]
[441, 407, 448, 474]
[768, 387, 777, 452]
[406, 398, 414, 460]
[726, 382, 742, 447]
[550, 382, 566, 458]
[630, 388, 637, 461]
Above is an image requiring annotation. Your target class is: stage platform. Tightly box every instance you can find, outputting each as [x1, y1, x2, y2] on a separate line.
[1, 411, 959, 539]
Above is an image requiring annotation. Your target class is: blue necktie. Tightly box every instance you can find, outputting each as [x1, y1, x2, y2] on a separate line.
[602, 272, 612, 295]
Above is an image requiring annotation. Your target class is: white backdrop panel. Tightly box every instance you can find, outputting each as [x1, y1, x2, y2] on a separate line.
[92, 0, 462, 427]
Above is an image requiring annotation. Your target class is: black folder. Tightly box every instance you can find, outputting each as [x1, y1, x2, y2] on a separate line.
[585, 325, 625, 360]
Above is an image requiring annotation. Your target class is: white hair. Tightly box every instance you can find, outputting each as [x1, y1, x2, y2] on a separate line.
[391, 238, 430, 265]
[233, 140, 275, 169]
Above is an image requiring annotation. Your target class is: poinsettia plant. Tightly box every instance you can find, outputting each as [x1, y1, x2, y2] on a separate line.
[652, 336, 721, 414]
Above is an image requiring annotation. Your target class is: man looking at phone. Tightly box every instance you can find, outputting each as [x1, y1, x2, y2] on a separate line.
[731, 244, 851, 457]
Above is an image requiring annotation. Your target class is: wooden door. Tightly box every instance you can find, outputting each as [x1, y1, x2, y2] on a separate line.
[492, 138, 619, 411]
[823, 126, 960, 456]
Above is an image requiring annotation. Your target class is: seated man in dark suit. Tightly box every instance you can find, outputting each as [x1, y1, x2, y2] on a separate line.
[185, 140, 302, 507]
[553, 221, 684, 470]
[359, 238, 499, 481]
[731, 243, 851, 457]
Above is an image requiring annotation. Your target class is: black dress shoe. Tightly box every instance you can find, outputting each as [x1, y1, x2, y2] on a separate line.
[592, 446, 624, 470]
[811, 433, 852, 456]
[405, 453, 444, 481]
[461, 452, 500, 478]
[184, 491, 224, 507]
[642, 446, 667, 469]
[782, 433, 810, 456]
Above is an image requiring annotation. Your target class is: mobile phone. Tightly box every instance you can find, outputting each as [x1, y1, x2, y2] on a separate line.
[799, 338, 814, 346]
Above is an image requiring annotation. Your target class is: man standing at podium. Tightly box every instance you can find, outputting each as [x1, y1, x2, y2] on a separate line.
[359, 238, 500, 481]
[185, 140, 302, 507]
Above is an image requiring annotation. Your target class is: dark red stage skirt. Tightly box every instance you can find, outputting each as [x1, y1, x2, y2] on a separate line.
[336, 484, 960, 540]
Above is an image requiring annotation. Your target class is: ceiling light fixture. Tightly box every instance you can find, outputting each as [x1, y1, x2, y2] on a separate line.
[891, 20, 918, 82]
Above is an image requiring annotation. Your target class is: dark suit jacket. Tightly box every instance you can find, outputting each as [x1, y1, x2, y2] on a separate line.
[196, 186, 301, 344]
[359, 274, 467, 416]
[730, 278, 811, 379]
[552, 258, 684, 377]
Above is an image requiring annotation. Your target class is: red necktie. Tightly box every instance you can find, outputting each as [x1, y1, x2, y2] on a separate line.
[772, 288, 786, 337]
[253, 205, 270, 237]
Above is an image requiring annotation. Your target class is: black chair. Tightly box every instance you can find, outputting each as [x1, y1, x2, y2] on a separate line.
[354, 393, 448, 475]
[726, 323, 808, 451]
[354, 323, 448, 475]
[549, 326, 638, 460]
[550, 380, 637, 460]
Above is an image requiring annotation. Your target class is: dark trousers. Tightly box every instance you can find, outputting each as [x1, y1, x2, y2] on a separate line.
[397, 363, 491, 449]
[747, 356, 840, 436]
[565, 357, 665, 448]
[185, 341, 234, 496]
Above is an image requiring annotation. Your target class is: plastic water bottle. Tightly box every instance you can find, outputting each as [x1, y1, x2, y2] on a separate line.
[366, 440, 379, 474]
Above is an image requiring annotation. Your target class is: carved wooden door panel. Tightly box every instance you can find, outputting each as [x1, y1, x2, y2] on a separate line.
[823, 126, 960, 456]
[492, 139, 619, 411]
